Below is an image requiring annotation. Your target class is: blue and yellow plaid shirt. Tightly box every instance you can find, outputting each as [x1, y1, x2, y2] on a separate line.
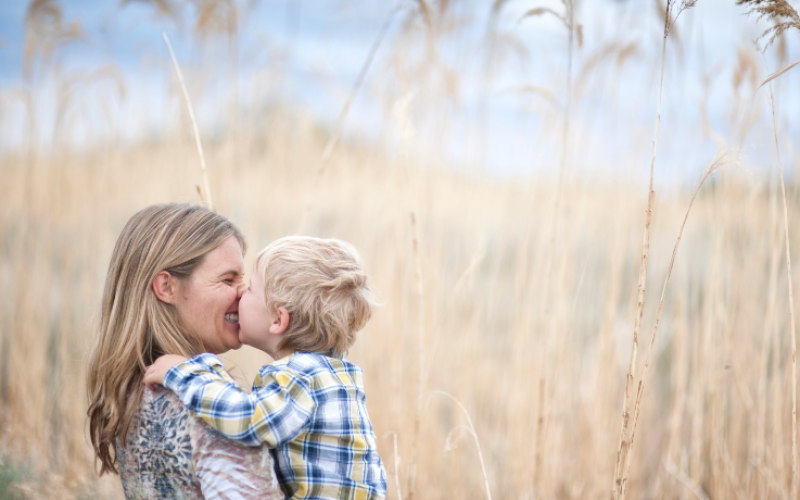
[163, 352, 387, 500]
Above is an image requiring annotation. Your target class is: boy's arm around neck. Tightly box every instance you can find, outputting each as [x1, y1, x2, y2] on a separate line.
[163, 354, 316, 448]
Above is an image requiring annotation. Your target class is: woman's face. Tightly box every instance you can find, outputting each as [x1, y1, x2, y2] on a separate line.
[173, 235, 245, 354]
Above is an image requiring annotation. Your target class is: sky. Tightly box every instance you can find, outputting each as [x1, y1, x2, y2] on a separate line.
[0, 0, 798, 184]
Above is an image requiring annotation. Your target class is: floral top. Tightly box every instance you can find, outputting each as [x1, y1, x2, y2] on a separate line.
[117, 386, 284, 500]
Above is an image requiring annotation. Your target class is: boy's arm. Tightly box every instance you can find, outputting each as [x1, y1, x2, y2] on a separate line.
[163, 353, 316, 448]
[144, 354, 188, 389]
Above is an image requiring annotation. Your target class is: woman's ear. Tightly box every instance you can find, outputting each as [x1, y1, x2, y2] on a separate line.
[152, 271, 178, 304]
[269, 307, 290, 336]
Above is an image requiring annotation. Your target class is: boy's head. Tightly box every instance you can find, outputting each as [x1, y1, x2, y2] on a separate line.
[238, 236, 377, 359]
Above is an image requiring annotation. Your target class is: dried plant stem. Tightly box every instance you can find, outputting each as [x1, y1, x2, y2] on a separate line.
[535, 3, 574, 492]
[162, 32, 214, 212]
[426, 391, 492, 500]
[533, 377, 545, 494]
[551, 0, 574, 237]
[407, 210, 425, 500]
[611, 7, 669, 499]
[318, 6, 397, 169]
[422, 252, 485, 385]
[297, 6, 398, 232]
[542, 1, 575, 295]
[624, 153, 730, 497]
[765, 67, 798, 500]
[394, 89, 423, 500]
[383, 432, 403, 500]
[662, 457, 710, 500]
[757, 181, 781, 498]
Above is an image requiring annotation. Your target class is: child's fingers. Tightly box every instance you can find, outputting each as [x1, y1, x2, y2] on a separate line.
[143, 366, 157, 387]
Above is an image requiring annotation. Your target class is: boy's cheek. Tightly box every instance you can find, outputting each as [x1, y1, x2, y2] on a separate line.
[237, 317, 253, 342]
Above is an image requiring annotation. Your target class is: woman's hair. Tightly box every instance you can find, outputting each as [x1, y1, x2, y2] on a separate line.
[254, 236, 377, 358]
[86, 203, 245, 475]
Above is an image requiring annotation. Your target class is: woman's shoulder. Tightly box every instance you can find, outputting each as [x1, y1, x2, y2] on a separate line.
[117, 388, 201, 499]
[118, 387, 283, 500]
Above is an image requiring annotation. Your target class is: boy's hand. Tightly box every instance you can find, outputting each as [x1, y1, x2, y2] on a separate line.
[144, 354, 189, 390]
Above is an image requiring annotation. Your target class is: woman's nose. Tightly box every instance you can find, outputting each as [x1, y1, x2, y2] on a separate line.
[236, 282, 246, 299]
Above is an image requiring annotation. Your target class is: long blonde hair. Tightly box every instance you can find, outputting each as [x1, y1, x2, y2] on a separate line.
[86, 203, 245, 475]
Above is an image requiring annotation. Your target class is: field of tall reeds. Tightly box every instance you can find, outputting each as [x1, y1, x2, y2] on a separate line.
[2, 0, 800, 499]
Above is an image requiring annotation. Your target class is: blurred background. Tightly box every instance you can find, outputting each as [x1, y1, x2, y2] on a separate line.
[1, 0, 799, 498]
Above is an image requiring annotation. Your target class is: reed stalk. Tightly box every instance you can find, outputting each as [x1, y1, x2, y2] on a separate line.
[623, 152, 731, 497]
[751, 163, 780, 498]
[612, 1, 698, 496]
[162, 32, 214, 211]
[383, 431, 403, 500]
[764, 61, 798, 500]
[297, 6, 399, 233]
[392, 87, 425, 500]
[425, 391, 492, 500]
[517, 3, 576, 493]
[610, 7, 667, 497]
[406, 210, 425, 500]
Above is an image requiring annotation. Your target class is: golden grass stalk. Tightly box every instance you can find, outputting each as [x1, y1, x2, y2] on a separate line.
[612, 2, 695, 498]
[538, 2, 573, 489]
[317, 6, 399, 168]
[736, 6, 800, 489]
[297, 6, 400, 233]
[662, 457, 709, 500]
[383, 432, 403, 500]
[425, 391, 492, 500]
[534, 377, 545, 494]
[421, 251, 484, 385]
[611, 31, 662, 500]
[407, 210, 425, 500]
[518, 3, 577, 493]
[738, 2, 800, 488]
[624, 151, 733, 494]
[162, 32, 214, 211]
[762, 55, 798, 500]
[757, 182, 781, 498]
[736, 58, 800, 129]
[391, 88, 425, 500]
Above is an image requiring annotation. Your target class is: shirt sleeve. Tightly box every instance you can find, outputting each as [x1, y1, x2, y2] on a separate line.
[163, 353, 316, 448]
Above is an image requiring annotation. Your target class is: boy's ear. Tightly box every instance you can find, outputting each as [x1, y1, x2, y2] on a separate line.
[152, 271, 178, 304]
[269, 307, 290, 336]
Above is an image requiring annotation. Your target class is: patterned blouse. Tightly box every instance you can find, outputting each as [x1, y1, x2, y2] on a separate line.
[117, 386, 285, 500]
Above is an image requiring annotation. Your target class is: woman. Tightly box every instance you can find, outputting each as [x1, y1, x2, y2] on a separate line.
[87, 203, 284, 499]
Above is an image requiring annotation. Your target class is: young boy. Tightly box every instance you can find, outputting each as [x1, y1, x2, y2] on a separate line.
[144, 236, 387, 500]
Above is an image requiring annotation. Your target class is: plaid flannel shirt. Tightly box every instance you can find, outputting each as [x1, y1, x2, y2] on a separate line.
[163, 352, 387, 500]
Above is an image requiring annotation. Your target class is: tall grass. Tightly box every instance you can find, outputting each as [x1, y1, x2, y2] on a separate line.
[1, 127, 799, 499]
[2, 1, 800, 499]
[612, 2, 696, 498]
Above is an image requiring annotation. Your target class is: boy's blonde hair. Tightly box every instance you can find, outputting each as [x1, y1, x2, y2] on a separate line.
[255, 236, 376, 357]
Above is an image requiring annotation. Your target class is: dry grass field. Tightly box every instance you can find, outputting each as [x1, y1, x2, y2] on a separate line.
[2, 0, 800, 499]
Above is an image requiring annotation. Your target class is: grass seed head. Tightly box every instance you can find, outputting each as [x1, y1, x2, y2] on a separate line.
[737, 0, 800, 47]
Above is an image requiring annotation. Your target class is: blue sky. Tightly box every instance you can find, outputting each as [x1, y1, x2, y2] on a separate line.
[0, 0, 798, 184]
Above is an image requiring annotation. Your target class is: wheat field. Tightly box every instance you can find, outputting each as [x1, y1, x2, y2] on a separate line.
[2, 0, 800, 499]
